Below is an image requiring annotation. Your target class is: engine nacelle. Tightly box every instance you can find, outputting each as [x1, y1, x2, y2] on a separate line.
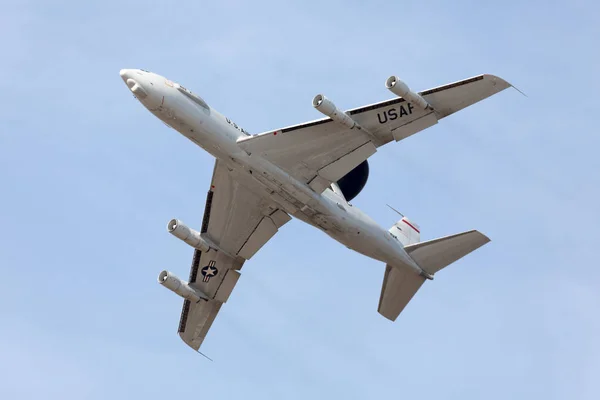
[158, 270, 208, 302]
[312, 94, 357, 129]
[167, 219, 210, 252]
[385, 76, 432, 110]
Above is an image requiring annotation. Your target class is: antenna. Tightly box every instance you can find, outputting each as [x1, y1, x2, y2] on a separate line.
[197, 350, 214, 362]
[386, 204, 404, 218]
[511, 84, 528, 97]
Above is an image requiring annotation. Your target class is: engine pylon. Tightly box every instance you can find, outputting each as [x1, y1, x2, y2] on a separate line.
[167, 218, 211, 252]
[312, 94, 358, 129]
[385, 76, 433, 110]
[158, 270, 209, 302]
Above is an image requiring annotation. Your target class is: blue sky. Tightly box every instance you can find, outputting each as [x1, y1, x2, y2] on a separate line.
[1, 0, 599, 398]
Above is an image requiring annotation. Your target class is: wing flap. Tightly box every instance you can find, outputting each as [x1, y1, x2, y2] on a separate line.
[238, 216, 278, 259]
[269, 209, 293, 227]
[214, 268, 241, 303]
[391, 112, 438, 142]
[317, 141, 377, 182]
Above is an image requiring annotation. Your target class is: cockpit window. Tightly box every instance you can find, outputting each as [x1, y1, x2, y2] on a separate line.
[177, 85, 209, 110]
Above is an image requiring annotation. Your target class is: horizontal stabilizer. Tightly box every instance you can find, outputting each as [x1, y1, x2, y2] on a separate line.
[404, 230, 490, 275]
[378, 265, 426, 321]
[377, 230, 489, 321]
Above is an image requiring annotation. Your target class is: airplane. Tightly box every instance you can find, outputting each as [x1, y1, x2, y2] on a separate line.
[119, 68, 511, 351]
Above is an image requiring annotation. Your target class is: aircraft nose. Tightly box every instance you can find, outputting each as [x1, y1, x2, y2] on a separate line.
[119, 69, 132, 81]
[120, 69, 148, 99]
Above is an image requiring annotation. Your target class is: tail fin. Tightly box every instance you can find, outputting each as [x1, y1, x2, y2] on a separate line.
[389, 216, 420, 246]
[377, 230, 490, 321]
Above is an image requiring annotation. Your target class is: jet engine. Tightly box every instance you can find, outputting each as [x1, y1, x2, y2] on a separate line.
[385, 76, 432, 110]
[167, 218, 210, 252]
[336, 160, 369, 201]
[312, 94, 357, 129]
[158, 270, 208, 302]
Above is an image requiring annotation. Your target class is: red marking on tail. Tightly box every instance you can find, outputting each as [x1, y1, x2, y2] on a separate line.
[402, 219, 420, 233]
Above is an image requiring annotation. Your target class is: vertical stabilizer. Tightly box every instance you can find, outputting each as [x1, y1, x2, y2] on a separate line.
[389, 216, 420, 246]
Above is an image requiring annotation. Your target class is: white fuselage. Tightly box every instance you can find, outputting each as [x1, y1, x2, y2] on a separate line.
[120, 69, 423, 274]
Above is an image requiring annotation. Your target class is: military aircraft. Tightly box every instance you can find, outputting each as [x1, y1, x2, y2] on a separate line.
[120, 69, 511, 351]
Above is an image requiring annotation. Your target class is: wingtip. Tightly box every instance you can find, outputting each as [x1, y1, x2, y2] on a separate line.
[475, 230, 492, 244]
[485, 74, 527, 97]
[466, 229, 491, 244]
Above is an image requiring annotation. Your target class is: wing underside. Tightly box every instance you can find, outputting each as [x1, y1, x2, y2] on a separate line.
[176, 160, 290, 350]
[238, 74, 511, 193]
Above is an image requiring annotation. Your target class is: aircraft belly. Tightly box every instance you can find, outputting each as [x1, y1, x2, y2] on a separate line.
[217, 157, 410, 269]
[212, 159, 393, 265]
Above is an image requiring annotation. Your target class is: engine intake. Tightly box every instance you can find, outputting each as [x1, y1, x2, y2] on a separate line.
[385, 76, 432, 110]
[158, 270, 208, 302]
[167, 218, 210, 252]
[312, 94, 357, 129]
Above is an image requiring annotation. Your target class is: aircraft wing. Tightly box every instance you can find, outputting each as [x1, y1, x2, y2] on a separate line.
[177, 159, 291, 350]
[237, 74, 511, 193]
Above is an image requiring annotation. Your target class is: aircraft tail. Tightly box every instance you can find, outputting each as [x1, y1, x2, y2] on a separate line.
[378, 230, 490, 321]
[388, 216, 420, 246]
